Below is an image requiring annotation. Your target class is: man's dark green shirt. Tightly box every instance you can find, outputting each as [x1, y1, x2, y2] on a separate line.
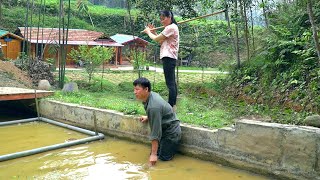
[143, 92, 180, 141]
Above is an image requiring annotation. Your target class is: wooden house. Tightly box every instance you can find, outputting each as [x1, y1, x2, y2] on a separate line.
[110, 34, 149, 63]
[0, 29, 24, 60]
[17, 27, 124, 66]
[110, 34, 149, 48]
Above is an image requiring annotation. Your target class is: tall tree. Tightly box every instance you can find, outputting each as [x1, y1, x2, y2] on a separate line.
[40, 0, 46, 59]
[62, 0, 71, 82]
[36, 0, 43, 58]
[239, 0, 250, 60]
[126, 0, 141, 78]
[260, 0, 269, 28]
[225, 4, 238, 67]
[23, 0, 30, 56]
[29, 0, 35, 56]
[249, 4, 255, 52]
[307, 0, 320, 62]
[234, 0, 241, 68]
[58, 0, 67, 88]
[0, 0, 2, 21]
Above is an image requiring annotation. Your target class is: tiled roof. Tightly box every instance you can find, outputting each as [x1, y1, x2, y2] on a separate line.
[110, 34, 149, 45]
[29, 39, 122, 47]
[18, 27, 122, 47]
[19, 27, 104, 41]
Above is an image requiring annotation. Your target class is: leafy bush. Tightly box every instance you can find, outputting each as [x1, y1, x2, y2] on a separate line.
[152, 82, 168, 96]
[69, 45, 113, 82]
[75, 78, 116, 92]
[118, 81, 134, 92]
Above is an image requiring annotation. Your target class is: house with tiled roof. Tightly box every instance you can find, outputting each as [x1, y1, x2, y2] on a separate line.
[17, 27, 124, 65]
[0, 29, 24, 60]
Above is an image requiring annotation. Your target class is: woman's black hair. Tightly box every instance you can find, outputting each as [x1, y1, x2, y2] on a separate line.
[160, 10, 177, 25]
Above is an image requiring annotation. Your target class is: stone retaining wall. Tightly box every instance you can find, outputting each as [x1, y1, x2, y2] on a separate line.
[39, 100, 320, 180]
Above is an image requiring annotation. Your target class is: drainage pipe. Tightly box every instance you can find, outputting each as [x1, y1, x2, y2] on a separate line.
[0, 133, 104, 162]
[40, 117, 97, 136]
[0, 117, 105, 162]
[0, 118, 38, 126]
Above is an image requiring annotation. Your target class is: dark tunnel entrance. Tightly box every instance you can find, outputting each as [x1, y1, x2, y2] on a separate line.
[0, 99, 37, 121]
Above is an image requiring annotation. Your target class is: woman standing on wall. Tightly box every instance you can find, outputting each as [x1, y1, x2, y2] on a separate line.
[142, 10, 179, 111]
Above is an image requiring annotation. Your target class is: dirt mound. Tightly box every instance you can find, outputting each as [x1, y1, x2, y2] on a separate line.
[0, 60, 33, 88]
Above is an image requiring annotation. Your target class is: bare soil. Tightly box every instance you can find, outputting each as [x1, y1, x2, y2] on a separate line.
[0, 60, 33, 88]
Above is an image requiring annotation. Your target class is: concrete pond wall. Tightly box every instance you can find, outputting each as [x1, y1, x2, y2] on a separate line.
[39, 100, 320, 180]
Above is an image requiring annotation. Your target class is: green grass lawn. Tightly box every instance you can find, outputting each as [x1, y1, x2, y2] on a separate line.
[52, 90, 234, 129]
[64, 69, 226, 85]
[176, 66, 222, 71]
[151, 64, 223, 71]
[52, 69, 307, 128]
[51, 70, 234, 129]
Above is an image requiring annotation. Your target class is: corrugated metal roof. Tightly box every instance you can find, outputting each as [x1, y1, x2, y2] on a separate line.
[0, 29, 9, 37]
[0, 29, 24, 40]
[110, 34, 149, 45]
[19, 27, 122, 47]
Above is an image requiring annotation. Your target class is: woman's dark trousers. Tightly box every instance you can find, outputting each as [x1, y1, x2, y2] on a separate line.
[162, 57, 177, 107]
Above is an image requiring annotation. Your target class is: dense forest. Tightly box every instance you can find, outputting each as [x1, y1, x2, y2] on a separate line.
[0, 0, 319, 124]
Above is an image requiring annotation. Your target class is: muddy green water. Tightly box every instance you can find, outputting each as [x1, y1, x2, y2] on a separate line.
[0, 122, 270, 180]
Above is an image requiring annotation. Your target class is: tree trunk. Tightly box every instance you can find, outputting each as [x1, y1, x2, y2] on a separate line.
[261, 0, 269, 28]
[307, 0, 320, 62]
[234, 0, 241, 68]
[126, 0, 141, 78]
[40, 0, 46, 59]
[58, 0, 64, 88]
[36, 0, 43, 58]
[0, 0, 2, 21]
[29, 0, 34, 57]
[250, 5, 255, 53]
[225, 5, 237, 65]
[240, 0, 250, 60]
[23, 0, 30, 56]
[63, 0, 71, 81]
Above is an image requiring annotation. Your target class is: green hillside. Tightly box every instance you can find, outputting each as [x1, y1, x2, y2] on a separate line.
[0, 0, 234, 65]
[0, 1, 135, 36]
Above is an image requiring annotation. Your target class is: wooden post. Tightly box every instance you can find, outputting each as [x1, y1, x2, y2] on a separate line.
[34, 89, 40, 119]
[93, 111, 98, 135]
[119, 47, 122, 65]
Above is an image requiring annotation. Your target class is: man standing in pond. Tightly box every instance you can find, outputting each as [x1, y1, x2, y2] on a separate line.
[133, 77, 181, 166]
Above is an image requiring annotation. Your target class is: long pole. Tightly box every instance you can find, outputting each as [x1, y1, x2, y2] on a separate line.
[141, 9, 226, 32]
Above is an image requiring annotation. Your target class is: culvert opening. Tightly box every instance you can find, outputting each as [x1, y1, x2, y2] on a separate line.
[0, 99, 37, 121]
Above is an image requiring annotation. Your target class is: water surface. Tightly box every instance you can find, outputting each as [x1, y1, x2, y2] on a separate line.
[0, 122, 270, 180]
